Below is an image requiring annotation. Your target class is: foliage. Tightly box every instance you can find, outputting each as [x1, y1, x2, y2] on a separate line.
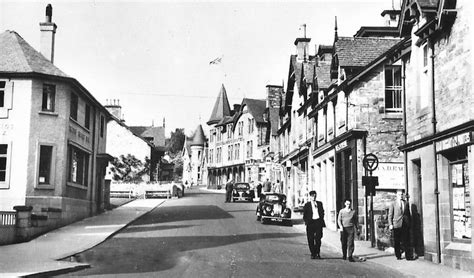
[110, 154, 150, 182]
[166, 128, 185, 156]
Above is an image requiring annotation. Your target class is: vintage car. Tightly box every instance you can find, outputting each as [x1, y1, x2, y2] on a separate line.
[232, 182, 255, 202]
[256, 193, 292, 225]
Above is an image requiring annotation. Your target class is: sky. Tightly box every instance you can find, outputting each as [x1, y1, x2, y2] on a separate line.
[0, 0, 400, 136]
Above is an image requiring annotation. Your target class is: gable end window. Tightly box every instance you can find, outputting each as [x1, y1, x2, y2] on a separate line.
[0, 144, 10, 188]
[0, 81, 5, 108]
[38, 145, 54, 186]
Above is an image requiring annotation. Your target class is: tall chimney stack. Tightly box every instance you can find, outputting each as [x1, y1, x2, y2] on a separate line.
[39, 4, 57, 63]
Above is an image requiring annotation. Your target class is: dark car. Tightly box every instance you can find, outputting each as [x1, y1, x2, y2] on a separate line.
[232, 182, 255, 202]
[256, 193, 292, 225]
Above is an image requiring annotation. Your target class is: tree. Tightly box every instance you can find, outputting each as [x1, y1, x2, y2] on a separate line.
[166, 128, 185, 156]
[110, 154, 149, 182]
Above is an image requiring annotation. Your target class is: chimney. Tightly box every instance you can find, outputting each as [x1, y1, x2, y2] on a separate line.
[266, 85, 283, 109]
[381, 10, 400, 27]
[294, 24, 310, 62]
[232, 104, 241, 116]
[104, 99, 122, 121]
[39, 4, 57, 63]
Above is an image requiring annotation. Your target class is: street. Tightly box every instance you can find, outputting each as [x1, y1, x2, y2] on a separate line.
[60, 188, 405, 277]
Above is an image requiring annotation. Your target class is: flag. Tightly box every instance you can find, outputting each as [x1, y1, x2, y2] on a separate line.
[209, 56, 222, 65]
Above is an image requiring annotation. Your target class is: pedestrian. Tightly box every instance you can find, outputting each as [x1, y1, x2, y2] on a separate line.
[225, 179, 233, 203]
[337, 198, 358, 262]
[388, 189, 414, 260]
[256, 183, 262, 198]
[263, 178, 272, 192]
[303, 190, 326, 259]
[275, 180, 281, 193]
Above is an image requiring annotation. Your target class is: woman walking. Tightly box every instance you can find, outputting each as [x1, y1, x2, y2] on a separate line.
[337, 199, 359, 262]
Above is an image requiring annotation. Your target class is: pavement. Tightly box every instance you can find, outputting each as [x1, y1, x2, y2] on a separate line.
[0, 187, 472, 277]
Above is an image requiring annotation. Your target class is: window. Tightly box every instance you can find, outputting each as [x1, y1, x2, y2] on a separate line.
[0, 81, 5, 108]
[228, 145, 233, 161]
[210, 129, 214, 143]
[235, 143, 240, 160]
[85, 104, 91, 129]
[70, 93, 78, 120]
[246, 141, 253, 158]
[217, 127, 222, 142]
[100, 115, 105, 137]
[448, 150, 471, 241]
[238, 121, 243, 136]
[385, 66, 402, 112]
[227, 124, 232, 139]
[42, 84, 56, 112]
[0, 144, 8, 184]
[38, 145, 53, 184]
[68, 145, 89, 186]
[420, 43, 430, 109]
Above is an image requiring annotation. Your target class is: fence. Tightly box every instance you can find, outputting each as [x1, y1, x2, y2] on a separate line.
[0, 211, 16, 226]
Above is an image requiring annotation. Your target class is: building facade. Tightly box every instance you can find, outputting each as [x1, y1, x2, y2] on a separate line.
[182, 124, 207, 187]
[0, 6, 111, 224]
[398, 0, 473, 271]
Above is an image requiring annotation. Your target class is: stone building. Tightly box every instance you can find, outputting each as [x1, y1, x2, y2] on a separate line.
[396, 0, 473, 271]
[182, 124, 207, 187]
[0, 5, 111, 223]
[206, 84, 278, 188]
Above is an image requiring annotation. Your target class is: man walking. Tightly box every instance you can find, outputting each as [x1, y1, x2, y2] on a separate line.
[225, 179, 233, 203]
[263, 178, 272, 192]
[303, 190, 326, 259]
[388, 189, 413, 260]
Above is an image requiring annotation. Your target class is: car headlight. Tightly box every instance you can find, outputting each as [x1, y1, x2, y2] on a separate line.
[265, 206, 272, 212]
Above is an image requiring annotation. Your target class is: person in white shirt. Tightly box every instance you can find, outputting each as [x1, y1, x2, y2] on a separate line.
[303, 190, 326, 259]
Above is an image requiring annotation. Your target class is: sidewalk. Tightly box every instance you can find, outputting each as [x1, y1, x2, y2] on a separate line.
[0, 199, 164, 277]
[291, 217, 473, 278]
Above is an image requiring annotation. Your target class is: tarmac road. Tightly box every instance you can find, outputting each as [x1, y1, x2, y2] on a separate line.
[58, 188, 407, 277]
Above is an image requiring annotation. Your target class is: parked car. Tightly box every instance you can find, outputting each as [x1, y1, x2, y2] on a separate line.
[232, 182, 255, 202]
[256, 193, 292, 226]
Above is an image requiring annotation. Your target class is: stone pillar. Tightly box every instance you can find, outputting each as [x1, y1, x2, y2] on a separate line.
[13, 205, 32, 242]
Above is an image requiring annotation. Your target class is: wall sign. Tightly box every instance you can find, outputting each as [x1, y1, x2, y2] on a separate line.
[372, 162, 405, 190]
[436, 132, 471, 152]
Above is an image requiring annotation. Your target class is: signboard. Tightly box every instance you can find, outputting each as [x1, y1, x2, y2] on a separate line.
[362, 153, 379, 172]
[436, 132, 471, 152]
[372, 162, 405, 190]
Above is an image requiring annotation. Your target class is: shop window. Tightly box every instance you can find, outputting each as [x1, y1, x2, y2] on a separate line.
[42, 84, 56, 112]
[384, 66, 402, 113]
[447, 149, 471, 241]
[68, 145, 89, 186]
[38, 145, 53, 185]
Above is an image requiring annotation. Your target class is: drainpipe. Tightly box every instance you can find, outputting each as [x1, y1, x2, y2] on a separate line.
[90, 107, 97, 216]
[430, 40, 441, 264]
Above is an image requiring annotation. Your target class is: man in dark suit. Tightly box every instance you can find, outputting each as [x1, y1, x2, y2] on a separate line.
[225, 179, 233, 203]
[388, 189, 413, 260]
[303, 190, 326, 259]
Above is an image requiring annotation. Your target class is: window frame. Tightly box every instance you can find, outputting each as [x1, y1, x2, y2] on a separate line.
[70, 93, 78, 121]
[0, 142, 12, 189]
[42, 84, 56, 112]
[36, 143, 57, 189]
[449, 157, 471, 242]
[384, 65, 403, 113]
[67, 144, 90, 188]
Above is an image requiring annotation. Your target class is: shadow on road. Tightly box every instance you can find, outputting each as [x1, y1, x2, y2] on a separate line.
[69, 232, 302, 276]
[122, 224, 198, 233]
[132, 205, 234, 225]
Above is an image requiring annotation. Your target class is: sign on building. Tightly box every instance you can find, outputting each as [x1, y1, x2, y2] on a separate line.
[372, 162, 404, 190]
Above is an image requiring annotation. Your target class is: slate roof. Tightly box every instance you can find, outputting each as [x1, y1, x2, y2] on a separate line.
[191, 124, 206, 146]
[242, 98, 266, 123]
[129, 126, 166, 147]
[316, 63, 332, 90]
[207, 84, 231, 125]
[0, 30, 68, 77]
[335, 37, 401, 68]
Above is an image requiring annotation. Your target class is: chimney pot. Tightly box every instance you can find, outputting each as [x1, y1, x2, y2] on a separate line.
[45, 4, 52, 22]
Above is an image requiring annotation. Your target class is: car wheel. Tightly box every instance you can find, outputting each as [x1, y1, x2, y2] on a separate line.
[256, 215, 261, 221]
[261, 218, 267, 224]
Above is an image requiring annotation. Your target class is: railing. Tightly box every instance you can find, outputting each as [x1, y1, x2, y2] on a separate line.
[0, 211, 16, 226]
